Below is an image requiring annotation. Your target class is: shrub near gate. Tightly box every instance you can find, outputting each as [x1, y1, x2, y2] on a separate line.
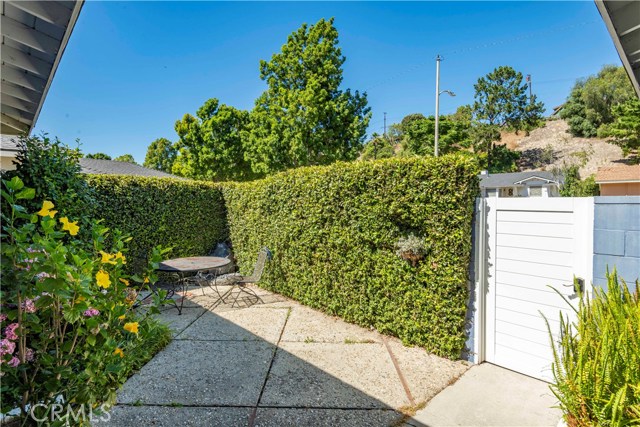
[86, 176, 228, 271]
[223, 155, 479, 358]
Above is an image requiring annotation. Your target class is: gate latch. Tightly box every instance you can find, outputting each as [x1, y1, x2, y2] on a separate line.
[564, 277, 584, 295]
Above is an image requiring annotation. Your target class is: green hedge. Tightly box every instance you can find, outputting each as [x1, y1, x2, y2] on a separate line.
[86, 175, 227, 270]
[222, 156, 479, 358]
[85, 156, 478, 358]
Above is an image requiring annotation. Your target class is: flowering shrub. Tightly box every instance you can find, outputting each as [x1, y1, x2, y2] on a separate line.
[0, 177, 170, 423]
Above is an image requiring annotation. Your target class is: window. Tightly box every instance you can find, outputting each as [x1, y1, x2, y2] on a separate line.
[499, 188, 515, 197]
[529, 186, 542, 197]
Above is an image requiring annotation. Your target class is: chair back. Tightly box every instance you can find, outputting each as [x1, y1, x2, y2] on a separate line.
[243, 247, 271, 283]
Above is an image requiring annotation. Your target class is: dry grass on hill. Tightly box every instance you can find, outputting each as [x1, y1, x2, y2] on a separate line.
[498, 119, 626, 178]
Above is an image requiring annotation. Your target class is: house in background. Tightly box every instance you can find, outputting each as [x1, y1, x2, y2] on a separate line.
[0, 135, 20, 171]
[79, 158, 181, 179]
[1, 0, 84, 167]
[1, 1, 84, 135]
[479, 171, 562, 198]
[595, 164, 640, 196]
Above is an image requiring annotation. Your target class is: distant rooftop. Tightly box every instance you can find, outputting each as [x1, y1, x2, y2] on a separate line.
[479, 171, 562, 188]
[1, 134, 20, 152]
[79, 158, 181, 179]
[596, 164, 640, 183]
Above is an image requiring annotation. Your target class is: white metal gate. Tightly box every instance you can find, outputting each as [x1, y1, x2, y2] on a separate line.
[476, 197, 593, 381]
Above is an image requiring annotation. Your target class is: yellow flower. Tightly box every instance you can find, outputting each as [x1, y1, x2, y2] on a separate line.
[37, 200, 57, 218]
[59, 217, 80, 236]
[143, 277, 150, 284]
[119, 278, 130, 286]
[118, 314, 126, 320]
[96, 270, 111, 288]
[114, 252, 126, 264]
[123, 322, 139, 334]
[99, 251, 116, 265]
[113, 348, 124, 358]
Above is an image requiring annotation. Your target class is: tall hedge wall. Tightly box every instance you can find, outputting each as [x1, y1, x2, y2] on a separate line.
[222, 156, 479, 358]
[86, 176, 227, 270]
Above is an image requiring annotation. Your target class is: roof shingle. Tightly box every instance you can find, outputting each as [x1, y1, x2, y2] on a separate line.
[595, 164, 640, 183]
[79, 158, 181, 179]
[479, 171, 561, 188]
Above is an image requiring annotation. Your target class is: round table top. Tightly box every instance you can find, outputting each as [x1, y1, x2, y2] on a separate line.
[157, 256, 231, 273]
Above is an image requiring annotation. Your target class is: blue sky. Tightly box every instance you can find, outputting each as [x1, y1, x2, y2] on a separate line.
[36, 1, 622, 164]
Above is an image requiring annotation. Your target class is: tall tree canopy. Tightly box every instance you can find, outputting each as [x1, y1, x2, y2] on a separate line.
[472, 66, 543, 167]
[85, 153, 111, 160]
[598, 99, 640, 160]
[144, 137, 177, 173]
[113, 154, 136, 164]
[473, 65, 544, 132]
[360, 133, 394, 160]
[173, 98, 254, 181]
[561, 65, 635, 137]
[245, 18, 371, 174]
[400, 114, 471, 157]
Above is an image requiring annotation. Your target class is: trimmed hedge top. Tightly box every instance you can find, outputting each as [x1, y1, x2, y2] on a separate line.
[223, 155, 479, 357]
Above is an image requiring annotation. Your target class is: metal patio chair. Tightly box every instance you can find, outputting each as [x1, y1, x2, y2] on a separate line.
[219, 247, 272, 307]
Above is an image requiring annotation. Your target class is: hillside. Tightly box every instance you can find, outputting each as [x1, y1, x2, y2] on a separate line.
[499, 119, 625, 178]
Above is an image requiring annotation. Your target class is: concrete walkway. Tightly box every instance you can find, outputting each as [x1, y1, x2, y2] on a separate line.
[97, 285, 561, 426]
[410, 363, 562, 427]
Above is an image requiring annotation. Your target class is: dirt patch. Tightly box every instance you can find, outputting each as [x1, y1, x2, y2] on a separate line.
[501, 119, 625, 177]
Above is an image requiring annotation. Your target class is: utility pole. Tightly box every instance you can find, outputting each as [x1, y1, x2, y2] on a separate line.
[383, 112, 387, 137]
[435, 55, 441, 157]
[434, 55, 455, 157]
[527, 74, 532, 103]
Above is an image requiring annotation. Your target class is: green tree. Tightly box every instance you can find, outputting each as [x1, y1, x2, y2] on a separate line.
[113, 154, 136, 164]
[400, 114, 471, 157]
[144, 137, 177, 173]
[597, 99, 640, 160]
[173, 98, 254, 181]
[559, 165, 599, 197]
[486, 144, 520, 173]
[561, 65, 635, 137]
[448, 104, 473, 127]
[245, 18, 371, 174]
[360, 133, 394, 160]
[473, 65, 545, 132]
[472, 66, 544, 167]
[85, 152, 111, 160]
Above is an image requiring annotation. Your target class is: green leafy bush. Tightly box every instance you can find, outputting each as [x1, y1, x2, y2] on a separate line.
[547, 271, 640, 426]
[0, 178, 171, 424]
[559, 165, 600, 197]
[598, 99, 640, 161]
[560, 65, 635, 138]
[3, 135, 96, 233]
[85, 175, 228, 271]
[222, 155, 479, 358]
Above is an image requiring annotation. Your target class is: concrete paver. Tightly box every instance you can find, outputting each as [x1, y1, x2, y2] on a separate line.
[253, 408, 403, 426]
[260, 341, 409, 409]
[280, 304, 381, 343]
[116, 340, 275, 406]
[100, 286, 558, 427]
[94, 406, 251, 426]
[176, 307, 289, 343]
[155, 307, 209, 337]
[383, 338, 470, 405]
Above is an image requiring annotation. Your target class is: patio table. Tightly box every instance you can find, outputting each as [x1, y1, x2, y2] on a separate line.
[156, 256, 231, 315]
